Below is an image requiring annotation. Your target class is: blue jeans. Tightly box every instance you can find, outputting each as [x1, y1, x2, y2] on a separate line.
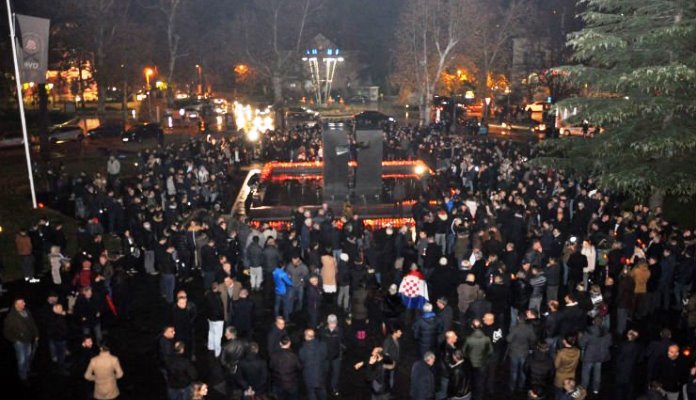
[509, 355, 527, 391]
[581, 362, 602, 393]
[168, 386, 191, 400]
[161, 273, 176, 303]
[275, 293, 288, 319]
[288, 286, 304, 314]
[13, 341, 34, 381]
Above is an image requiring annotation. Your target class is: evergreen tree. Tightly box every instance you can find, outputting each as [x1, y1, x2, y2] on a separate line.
[535, 0, 696, 200]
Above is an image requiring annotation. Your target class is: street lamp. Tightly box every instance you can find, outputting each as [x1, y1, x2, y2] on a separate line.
[144, 67, 154, 121]
[484, 97, 492, 123]
[195, 64, 203, 96]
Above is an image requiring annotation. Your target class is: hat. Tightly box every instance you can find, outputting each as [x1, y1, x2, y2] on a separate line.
[327, 314, 338, 324]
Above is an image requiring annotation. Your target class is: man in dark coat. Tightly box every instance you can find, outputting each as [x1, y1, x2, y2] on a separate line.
[165, 341, 198, 400]
[239, 342, 268, 397]
[232, 288, 255, 339]
[267, 316, 287, 355]
[412, 303, 443, 357]
[220, 326, 249, 397]
[558, 294, 586, 337]
[410, 351, 436, 400]
[269, 335, 302, 400]
[298, 328, 328, 400]
[613, 330, 643, 400]
[321, 314, 344, 396]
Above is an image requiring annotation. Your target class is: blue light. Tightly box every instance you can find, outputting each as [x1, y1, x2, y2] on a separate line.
[327, 48, 333, 56]
[312, 48, 318, 55]
[305, 49, 310, 55]
[336, 49, 340, 55]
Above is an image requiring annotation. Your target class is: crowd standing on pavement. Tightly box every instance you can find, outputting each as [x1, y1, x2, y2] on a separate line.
[3, 121, 696, 400]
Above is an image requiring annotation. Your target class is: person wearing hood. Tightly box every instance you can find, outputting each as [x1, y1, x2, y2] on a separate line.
[413, 302, 443, 357]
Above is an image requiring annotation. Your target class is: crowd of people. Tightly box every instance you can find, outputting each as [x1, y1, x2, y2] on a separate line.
[3, 120, 696, 400]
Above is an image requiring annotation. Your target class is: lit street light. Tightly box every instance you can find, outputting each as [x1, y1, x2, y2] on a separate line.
[144, 67, 154, 121]
[195, 64, 203, 96]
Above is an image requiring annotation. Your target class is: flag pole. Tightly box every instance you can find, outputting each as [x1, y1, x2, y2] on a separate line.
[6, 0, 38, 208]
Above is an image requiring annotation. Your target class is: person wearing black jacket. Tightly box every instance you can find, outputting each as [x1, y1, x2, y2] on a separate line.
[74, 286, 104, 345]
[614, 330, 643, 400]
[524, 342, 554, 394]
[321, 315, 344, 396]
[652, 344, 688, 400]
[205, 282, 225, 357]
[232, 288, 255, 339]
[239, 342, 268, 397]
[298, 328, 328, 400]
[566, 245, 588, 291]
[47, 302, 69, 373]
[447, 350, 473, 400]
[558, 294, 586, 337]
[269, 336, 302, 400]
[158, 325, 176, 383]
[220, 326, 249, 398]
[158, 241, 177, 303]
[200, 238, 219, 291]
[165, 341, 198, 400]
[170, 291, 197, 361]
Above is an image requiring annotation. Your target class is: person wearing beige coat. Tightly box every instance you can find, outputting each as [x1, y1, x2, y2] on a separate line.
[84, 346, 124, 400]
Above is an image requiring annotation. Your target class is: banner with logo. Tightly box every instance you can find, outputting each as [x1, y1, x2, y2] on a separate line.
[15, 14, 50, 84]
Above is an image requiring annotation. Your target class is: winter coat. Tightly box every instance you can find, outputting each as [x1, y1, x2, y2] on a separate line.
[507, 321, 537, 358]
[457, 282, 483, 314]
[554, 347, 580, 388]
[262, 245, 282, 273]
[269, 349, 301, 390]
[272, 268, 293, 295]
[579, 325, 612, 363]
[165, 354, 198, 389]
[347, 286, 366, 320]
[410, 360, 435, 400]
[3, 308, 39, 343]
[84, 351, 124, 400]
[299, 339, 328, 387]
[412, 312, 442, 354]
[525, 349, 554, 388]
[614, 340, 643, 384]
[239, 353, 268, 394]
[631, 264, 651, 294]
[447, 359, 473, 398]
[559, 304, 586, 337]
[462, 329, 493, 368]
[232, 298, 255, 335]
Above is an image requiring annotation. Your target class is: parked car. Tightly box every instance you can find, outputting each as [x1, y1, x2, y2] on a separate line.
[0, 132, 25, 149]
[121, 123, 163, 143]
[49, 126, 84, 143]
[87, 124, 125, 138]
[524, 101, 551, 113]
[559, 121, 604, 137]
[500, 117, 547, 133]
[346, 95, 368, 104]
[353, 110, 395, 128]
[285, 106, 319, 120]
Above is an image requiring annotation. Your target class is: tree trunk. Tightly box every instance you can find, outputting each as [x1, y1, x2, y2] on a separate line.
[272, 75, 283, 105]
[649, 189, 664, 210]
